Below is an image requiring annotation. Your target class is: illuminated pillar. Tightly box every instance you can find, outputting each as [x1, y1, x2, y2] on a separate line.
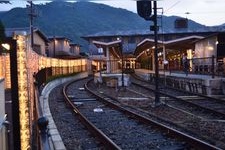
[5, 54, 11, 88]
[0, 56, 3, 78]
[11, 33, 31, 150]
[17, 34, 30, 149]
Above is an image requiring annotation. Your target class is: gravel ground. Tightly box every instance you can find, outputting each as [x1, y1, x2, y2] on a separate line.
[66, 80, 190, 150]
[92, 81, 225, 149]
[47, 77, 225, 149]
[48, 83, 103, 150]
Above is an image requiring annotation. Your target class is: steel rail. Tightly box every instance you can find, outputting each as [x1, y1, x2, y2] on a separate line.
[132, 73, 225, 103]
[85, 78, 222, 150]
[62, 78, 121, 150]
[132, 80, 225, 119]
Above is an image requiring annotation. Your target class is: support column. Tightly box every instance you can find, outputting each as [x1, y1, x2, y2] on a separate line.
[163, 45, 166, 69]
[152, 53, 155, 71]
[106, 46, 110, 73]
[163, 45, 166, 61]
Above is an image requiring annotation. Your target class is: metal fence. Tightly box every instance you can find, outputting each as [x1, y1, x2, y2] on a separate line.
[166, 56, 225, 78]
[32, 78, 51, 150]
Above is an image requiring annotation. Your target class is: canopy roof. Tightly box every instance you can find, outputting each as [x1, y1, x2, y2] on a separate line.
[92, 40, 122, 58]
[134, 35, 204, 57]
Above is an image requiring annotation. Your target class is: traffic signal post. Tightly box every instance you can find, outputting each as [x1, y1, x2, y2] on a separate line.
[137, 1, 160, 106]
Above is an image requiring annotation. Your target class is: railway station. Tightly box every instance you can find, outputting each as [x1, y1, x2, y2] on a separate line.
[1, 1, 225, 150]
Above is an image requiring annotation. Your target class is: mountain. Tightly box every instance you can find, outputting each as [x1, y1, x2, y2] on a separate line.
[0, 2, 209, 51]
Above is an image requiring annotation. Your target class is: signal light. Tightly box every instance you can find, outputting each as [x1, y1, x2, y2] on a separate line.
[137, 1, 152, 20]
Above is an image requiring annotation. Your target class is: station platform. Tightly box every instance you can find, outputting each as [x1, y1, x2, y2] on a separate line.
[94, 72, 130, 87]
[134, 69, 225, 95]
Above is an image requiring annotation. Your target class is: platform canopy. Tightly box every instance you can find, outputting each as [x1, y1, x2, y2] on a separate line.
[134, 35, 204, 57]
[92, 40, 122, 58]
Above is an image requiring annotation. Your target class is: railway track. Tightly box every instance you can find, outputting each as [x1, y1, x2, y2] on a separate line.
[131, 74, 225, 120]
[119, 73, 225, 148]
[61, 77, 220, 149]
[48, 78, 104, 149]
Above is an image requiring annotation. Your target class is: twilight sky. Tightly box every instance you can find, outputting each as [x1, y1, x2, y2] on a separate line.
[0, 0, 225, 26]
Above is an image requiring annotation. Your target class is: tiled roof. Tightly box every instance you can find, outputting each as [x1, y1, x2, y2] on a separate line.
[5, 27, 49, 42]
[5, 27, 30, 37]
[83, 27, 225, 38]
[48, 36, 72, 41]
[89, 42, 135, 55]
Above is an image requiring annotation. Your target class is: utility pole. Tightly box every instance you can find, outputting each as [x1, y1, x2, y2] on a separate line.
[27, 1, 36, 49]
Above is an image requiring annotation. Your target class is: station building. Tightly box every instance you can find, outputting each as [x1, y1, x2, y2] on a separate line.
[83, 28, 225, 75]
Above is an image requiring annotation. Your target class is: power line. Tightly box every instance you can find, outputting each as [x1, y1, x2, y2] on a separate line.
[163, 1, 180, 13]
[165, 11, 225, 15]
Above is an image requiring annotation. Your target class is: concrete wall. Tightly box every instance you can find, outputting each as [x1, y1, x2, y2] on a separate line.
[40, 72, 88, 150]
[135, 69, 224, 95]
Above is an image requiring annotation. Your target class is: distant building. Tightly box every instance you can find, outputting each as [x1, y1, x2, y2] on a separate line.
[82, 31, 141, 73]
[5, 27, 49, 56]
[83, 29, 217, 69]
[193, 32, 225, 73]
[48, 36, 70, 57]
[70, 43, 81, 56]
[195, 32, 225, 59]
[83, 26, 225, 73]
[48, 36, 81, 58]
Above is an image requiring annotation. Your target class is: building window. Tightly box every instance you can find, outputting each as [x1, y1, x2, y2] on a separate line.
[33, 44, 41, 55]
